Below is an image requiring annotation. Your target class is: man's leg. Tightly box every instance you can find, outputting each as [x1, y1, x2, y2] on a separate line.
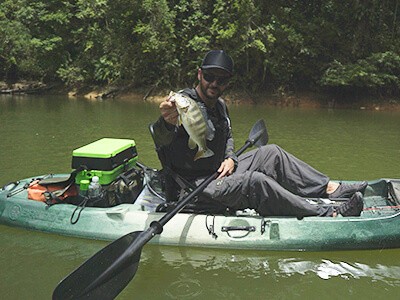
[203, 171, 333, 217]
[244, 171, 333, 217]
[237, 144, 330, 197]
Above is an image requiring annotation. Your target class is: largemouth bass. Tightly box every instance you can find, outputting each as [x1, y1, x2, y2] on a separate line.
[169, 91, 214, 161]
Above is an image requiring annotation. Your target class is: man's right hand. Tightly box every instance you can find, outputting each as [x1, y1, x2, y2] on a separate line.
[160, 97, 179, 125]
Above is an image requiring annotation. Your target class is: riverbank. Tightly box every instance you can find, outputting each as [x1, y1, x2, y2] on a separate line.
[67, 85, 400, 112]
[1, 80, 399, 111]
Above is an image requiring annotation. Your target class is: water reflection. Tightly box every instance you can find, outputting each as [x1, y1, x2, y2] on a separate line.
[1, 225, 400, 299]
[133, 245, 400, 299]
[148, 246, 400, 282]
[278, 258, 400, 284]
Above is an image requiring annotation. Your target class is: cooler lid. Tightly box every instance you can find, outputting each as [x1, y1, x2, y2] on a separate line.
[72, 138, 136, 158]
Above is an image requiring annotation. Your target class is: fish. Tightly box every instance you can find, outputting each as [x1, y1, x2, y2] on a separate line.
[169, 91, 214, 161]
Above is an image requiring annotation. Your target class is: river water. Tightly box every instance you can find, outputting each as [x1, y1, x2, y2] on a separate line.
[0, 94, 399, 299]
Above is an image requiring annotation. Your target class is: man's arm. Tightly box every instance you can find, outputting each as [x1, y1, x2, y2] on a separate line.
[152, 99, 178, 146]
[225, 129, 238, 166]
[217, 103, 238, 178]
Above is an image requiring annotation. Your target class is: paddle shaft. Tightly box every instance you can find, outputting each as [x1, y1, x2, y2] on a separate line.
[122, 139, 261, 260]
[120, 140, 254, 257]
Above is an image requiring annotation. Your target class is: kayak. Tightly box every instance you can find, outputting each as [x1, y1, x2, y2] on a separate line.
[1, 173, 399, 251]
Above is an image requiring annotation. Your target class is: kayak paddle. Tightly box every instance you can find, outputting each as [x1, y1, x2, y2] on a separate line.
[52, 119, 268, 300]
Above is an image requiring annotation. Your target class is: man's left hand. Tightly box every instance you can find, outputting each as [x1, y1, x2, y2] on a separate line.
[217, 158, 235, 179]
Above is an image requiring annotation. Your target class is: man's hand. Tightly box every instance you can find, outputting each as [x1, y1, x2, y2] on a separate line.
[217, 158, 235, 179]
[160, 96, 179, 125]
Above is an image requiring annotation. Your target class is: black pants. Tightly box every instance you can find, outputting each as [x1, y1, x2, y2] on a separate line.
[201, 144, 334, 217]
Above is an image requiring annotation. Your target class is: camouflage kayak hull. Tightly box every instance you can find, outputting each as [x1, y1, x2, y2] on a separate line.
[1, 176, 399, 251]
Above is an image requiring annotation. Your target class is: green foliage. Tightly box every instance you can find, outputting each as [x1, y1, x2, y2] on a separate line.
[132, 0, 178, 85]
[56, 63, 86, 86]
[1, 0, 399, 97]
[321, 52, 400, 95]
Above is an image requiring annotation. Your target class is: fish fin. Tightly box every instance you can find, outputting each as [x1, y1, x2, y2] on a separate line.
[168, 91, 176, 103]
[194, 148, 214, 161]
[177, 115, 183, 126]
[193, 149, 205, 161]
[203, 148, 214, 158]
[188, 137, 197, 149]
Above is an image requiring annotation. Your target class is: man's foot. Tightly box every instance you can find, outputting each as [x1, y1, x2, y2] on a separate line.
[336, 192, 364, 217]
[328, 181, 368, 199]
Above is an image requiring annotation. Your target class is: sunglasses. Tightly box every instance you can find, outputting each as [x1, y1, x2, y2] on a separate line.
[202, 71, 231, 86]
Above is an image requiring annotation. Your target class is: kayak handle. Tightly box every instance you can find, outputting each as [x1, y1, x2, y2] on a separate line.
[222, 226, 256, 232]
[221, 226, 256, 238]
[2, 181, 19, 192]
[6, 182, 30, 197]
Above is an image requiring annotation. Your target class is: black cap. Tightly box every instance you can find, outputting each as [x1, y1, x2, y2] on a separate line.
[201, 50, 234, 75]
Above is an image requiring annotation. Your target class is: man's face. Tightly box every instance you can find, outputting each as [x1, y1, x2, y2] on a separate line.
[198, 68, 231, 100]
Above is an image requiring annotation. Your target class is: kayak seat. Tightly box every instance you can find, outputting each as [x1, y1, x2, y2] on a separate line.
[148, 123, 232, 215]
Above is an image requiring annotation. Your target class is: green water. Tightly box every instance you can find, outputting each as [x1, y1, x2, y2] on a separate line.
[0, 94, 399, 299]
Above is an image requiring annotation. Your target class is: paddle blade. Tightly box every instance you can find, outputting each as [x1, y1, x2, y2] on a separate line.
[53, 231, 143, 300]
[248, 119, 268, 147]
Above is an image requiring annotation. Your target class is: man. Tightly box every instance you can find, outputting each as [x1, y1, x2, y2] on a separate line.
[151, 50, 367, 217]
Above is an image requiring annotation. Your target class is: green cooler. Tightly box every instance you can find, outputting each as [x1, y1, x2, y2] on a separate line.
[72, 138, 138, 185]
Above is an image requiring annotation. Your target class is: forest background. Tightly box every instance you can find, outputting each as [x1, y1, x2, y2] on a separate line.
[1, 0, 400, 105]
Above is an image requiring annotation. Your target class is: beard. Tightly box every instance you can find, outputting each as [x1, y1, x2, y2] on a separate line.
[199, 80, 223, 100]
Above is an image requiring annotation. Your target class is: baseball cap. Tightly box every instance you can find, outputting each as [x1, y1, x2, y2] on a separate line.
[201, 50, 234, 75]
